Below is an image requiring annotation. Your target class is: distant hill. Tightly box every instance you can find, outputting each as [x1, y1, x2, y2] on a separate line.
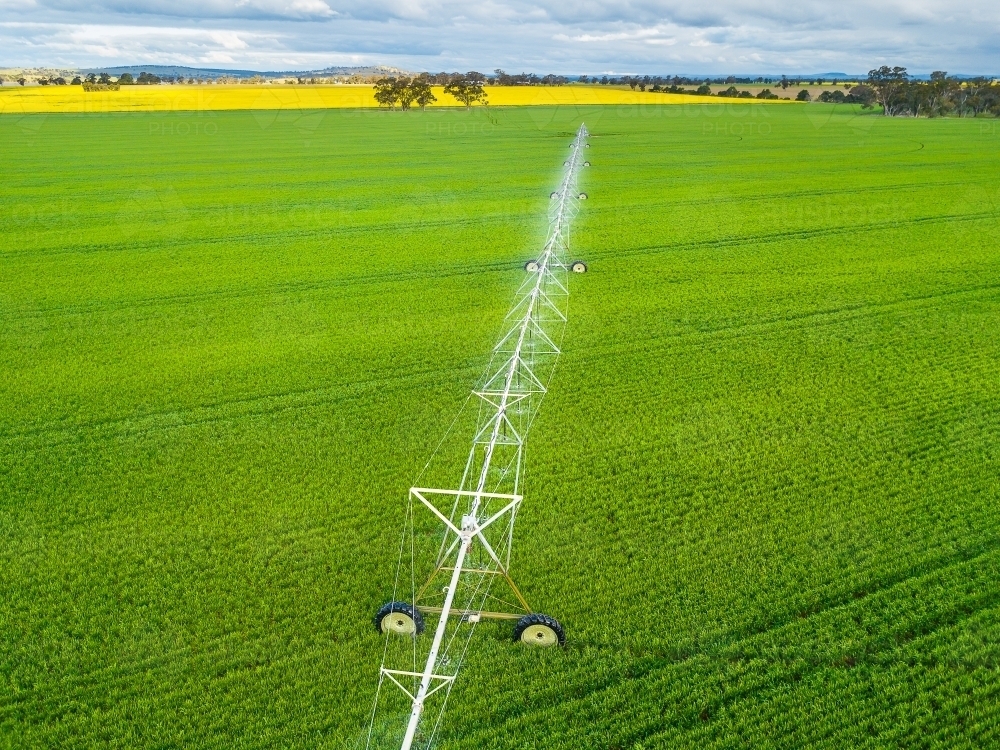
[810, 71, 996, 80]
[79, 64, 411, 79]
[655, 72, 864, 81]
[300, 65, 411, 77]
[81, 65, 258, 79]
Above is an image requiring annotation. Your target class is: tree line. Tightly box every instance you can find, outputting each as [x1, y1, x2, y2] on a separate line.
[578, 75, 783, 90]
[85, 72, 163, 85]
[573, 75, 803, 94]
[865, 67, 999, 117]
[493, 70, 568, 86]
[386, 70, 570, 87]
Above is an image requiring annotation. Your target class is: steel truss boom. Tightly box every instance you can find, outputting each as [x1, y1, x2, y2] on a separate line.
[371, 124, 590, 750]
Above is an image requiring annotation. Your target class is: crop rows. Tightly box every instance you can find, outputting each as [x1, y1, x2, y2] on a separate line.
[2, 104, 998, 747]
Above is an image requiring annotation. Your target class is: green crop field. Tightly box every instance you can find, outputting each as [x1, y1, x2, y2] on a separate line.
[2, 103, 999, 748]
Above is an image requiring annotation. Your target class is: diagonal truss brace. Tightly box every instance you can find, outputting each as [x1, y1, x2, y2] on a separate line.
[411, 488, 532, 615]
[381, 669, 456, 702]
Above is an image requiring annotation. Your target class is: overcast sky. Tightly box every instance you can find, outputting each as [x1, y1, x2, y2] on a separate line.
[1, 0, 997, 74]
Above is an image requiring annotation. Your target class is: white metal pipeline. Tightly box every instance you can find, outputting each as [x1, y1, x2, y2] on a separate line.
[400, 522, 471, 749]
[395, 123, 589, 750]
[471, 123, 588, 501]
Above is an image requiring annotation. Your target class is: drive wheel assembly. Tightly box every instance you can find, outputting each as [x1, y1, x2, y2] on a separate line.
[578, 192, 588, 200]
[514, 613, 565, 647]
[570, 261, 588, 273]
[524, 259, 540, 272]
[374, 601, 425, 636]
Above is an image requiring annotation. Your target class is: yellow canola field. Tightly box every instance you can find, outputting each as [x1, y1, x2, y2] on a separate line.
[0, 84, 791, 114]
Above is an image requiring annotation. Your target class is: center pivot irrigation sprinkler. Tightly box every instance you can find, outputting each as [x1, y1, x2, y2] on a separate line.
[367, 124, 591, 750]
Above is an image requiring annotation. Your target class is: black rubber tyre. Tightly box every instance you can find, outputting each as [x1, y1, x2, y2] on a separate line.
[550, 191, 559, 199]
[524, 260, 540, 272]
[583, 161, 591, 167]
[374, 601, 425, 636]
[578, 192, 588, 200]
[563, 161, 570, 166]
[585, 143, 590, 148]
[513, 613, 565, 647]
[570, 261, 588, 273]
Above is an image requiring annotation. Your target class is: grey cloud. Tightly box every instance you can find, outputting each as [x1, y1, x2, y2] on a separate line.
[13, 0, 983, 28]
[1, 0, 998, 74]
[36, 0, 336, 20]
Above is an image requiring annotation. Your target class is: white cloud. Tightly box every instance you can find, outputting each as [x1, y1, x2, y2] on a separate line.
[202, 50, 235, 62]
[561, 28, 663, 43]
[0, 21, 279, 66]
[208, 30, 250, 49]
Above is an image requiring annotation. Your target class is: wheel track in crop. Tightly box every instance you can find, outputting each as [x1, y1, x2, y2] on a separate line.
[0, 632, 338, 738]
[455, 540, 1000, 747]
[509, 473, 1000, 736]
[620, 583, 1000, 748]
[585, 209, 1000, 263]
[567, 281, 1000, 364]
[0, 209, 538, 261]
[578, 453, 998, 650]
[0, 361, 482, 449]
[0, 256, 532, 323]
[568, 318, 997, 516]
[586, 177, 978, 211]
[5, 211, 995, 326]
[470, 318, 1000, 740]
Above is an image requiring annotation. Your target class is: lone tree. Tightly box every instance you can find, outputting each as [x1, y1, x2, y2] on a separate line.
[118, 73, 134, 85]
[444, 73, 488, 109]
[410, 76, 437, 110]
[796, 89, 811, 101]
[394, 77, 417, 110]
[374, 76, 402, 109]
[867, 66, 908, 116]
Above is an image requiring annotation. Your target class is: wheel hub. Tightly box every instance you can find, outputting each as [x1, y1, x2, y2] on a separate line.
[382, 613, 416, 635]
[520, 624, 558, 646]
